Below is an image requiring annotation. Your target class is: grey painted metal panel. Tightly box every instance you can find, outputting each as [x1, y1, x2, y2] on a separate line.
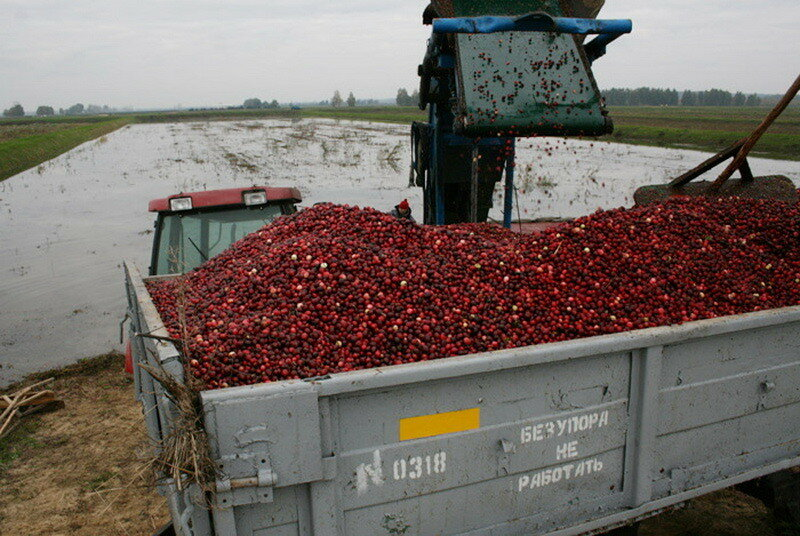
[658, 322, 800, 390]
[236, 488, 302, 535]
[124, 262, 800, 536]
[204, 382, 324, 489]
[332, 352, 629, 453]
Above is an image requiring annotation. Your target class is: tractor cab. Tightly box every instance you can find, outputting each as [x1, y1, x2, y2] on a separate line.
[147, 186, 301, 275]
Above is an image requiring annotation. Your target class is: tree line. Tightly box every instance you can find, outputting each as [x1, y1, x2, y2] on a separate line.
[315, 91, 381, 107]
[2, 102, 117, 117]
[602, 88, 764, 107]
[241, 98, 280, 109]
[396, 88, 419, 106]
[6, 87, 794, 118]
[330, 91, 356, 107]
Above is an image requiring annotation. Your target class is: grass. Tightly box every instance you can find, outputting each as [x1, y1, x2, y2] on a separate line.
[81, 470, 116, 492]
[1, 105, 797, 183]
[0, 353, 125, 475]
[608, 125, 800, 160]
[6, 352, 124, 390]
[607, 106, 800, 160]
[0, 118, 132, 181]
[0, 421, 42, 472]
[0, 352, 169, 535]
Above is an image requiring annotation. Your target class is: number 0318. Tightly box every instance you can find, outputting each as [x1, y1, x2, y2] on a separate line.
[393, 451, 447, 481]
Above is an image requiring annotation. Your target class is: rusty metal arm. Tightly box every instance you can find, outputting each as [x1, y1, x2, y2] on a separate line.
[710, 73, 800, 190]
[670, 139, 746, 187]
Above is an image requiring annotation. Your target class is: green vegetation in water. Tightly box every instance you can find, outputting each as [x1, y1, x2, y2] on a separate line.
[134, 108, 297, 123]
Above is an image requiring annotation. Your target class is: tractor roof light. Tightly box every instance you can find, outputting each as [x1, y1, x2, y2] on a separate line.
[243, 190, 268, 206]
[169, 197, 193, 211]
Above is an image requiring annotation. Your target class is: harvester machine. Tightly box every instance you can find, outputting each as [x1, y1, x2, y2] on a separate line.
[410, 0, 632, 225]
[410, 1, 799, 225]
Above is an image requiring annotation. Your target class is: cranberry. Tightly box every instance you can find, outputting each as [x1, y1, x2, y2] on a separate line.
[146, 198, 800, 389]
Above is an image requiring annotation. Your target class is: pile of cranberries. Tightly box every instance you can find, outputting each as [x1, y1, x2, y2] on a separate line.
[147, 199, 800, 389]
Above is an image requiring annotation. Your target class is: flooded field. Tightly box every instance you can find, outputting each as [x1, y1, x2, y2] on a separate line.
[1, 118, 799, 385]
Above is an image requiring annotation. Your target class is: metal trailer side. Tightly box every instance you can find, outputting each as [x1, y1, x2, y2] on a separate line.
[124, 262, 800, 536]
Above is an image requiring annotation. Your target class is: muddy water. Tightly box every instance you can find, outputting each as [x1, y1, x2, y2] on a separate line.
[1, 118, 798, 385]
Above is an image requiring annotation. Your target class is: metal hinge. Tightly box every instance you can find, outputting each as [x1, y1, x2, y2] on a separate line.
[215, 453, 278, 507]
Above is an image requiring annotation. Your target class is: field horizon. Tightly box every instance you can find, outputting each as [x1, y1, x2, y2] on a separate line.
[1, 105, 798, 182]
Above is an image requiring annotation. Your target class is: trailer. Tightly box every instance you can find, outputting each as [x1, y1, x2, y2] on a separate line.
[125, 261, 800, 536]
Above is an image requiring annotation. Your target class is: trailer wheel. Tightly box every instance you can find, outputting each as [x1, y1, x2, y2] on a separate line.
[737, 468, 800, 525]
[603, 522, 639, 535]
[767, 469, 800, 525]
[153, 522, 176, 536]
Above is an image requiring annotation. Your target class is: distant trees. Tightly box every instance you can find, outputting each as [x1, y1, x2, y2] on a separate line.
[35, 105, 55, 116]
[746, 94, 762, 107]
[680, 90, 696, 106]
[242, 98, 281, 109]
[603, 87, 764, 107]
[699, 89, 732, 106]
[3, 103, 24, 117]
[347, 92, 356, 107]
[686, 89, 759, 106]
[396, 88, 419, 106]
[396, 88, 410, 105]
[85, 104, 106, 114]
[66, 103, 85, 115]
[331, 90, 344, 107]
[603, 88, 678, 106]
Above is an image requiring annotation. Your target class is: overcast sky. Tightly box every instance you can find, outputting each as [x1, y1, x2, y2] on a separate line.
[1, 0, 798, 111]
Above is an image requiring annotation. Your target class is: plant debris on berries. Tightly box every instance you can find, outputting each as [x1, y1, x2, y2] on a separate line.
[147, 200, 800, 389]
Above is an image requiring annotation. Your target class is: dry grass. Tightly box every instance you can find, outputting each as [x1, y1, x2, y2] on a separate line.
[0, 353, 168, 535]
[140, 269, 217, 496]
[138, 363, 216, 495]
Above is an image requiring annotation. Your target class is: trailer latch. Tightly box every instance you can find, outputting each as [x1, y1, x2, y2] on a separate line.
[119, 312, 130, 344]
[201, 382, 323, 509]
[215, 453, 278, 506]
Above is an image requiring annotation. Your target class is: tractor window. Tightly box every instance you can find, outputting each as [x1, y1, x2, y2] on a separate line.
[153, 204, 283, 275]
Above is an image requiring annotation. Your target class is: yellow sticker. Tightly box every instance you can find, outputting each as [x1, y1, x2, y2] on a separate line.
[399, 408, 480, 441]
